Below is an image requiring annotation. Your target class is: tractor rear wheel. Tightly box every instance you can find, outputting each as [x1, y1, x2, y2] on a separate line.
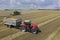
[31, 28, 38, 34]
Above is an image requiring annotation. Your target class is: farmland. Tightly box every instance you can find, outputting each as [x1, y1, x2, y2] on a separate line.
[0, 10, 60, 40]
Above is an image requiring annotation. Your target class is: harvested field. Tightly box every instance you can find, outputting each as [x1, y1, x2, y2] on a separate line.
[0, 10, 60, 40]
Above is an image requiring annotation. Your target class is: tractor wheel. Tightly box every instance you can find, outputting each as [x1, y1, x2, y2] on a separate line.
[4, 24, 8, 26]
[5, 24, 12, 28]
[20, 27, 26, 32]
[31, 28, 38, 34]
[8, 25, 12, 28]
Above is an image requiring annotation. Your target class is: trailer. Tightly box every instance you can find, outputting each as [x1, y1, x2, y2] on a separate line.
[4, 18, 22, 28]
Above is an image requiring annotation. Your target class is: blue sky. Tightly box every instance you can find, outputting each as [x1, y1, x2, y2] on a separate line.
[0, 0, 59, 10]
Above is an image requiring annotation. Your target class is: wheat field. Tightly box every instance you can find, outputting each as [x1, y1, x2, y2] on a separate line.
[0, 10, 60, 40]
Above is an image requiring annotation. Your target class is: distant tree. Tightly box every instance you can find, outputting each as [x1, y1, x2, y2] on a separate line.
[4, 9, 10, 11]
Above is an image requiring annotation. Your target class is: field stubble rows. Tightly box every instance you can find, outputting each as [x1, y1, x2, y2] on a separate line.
[0, 10, 60, 40]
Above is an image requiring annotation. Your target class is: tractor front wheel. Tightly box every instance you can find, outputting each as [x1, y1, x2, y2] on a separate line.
[19, 27, 26, 32]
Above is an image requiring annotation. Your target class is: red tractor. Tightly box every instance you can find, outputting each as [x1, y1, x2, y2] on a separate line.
[20, 20, 41, 34]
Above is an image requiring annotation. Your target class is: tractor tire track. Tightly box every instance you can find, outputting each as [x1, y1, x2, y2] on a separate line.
[0, 28, 19, 39]
[45, 26, 60, 40]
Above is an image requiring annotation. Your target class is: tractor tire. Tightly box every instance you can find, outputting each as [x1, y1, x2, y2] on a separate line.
[20, 27, 26, 32]
[5, 25, 9, 27]
[31, 28, 38, 34]
[5, 24, 11, 28]
[8, 25, 12, 28]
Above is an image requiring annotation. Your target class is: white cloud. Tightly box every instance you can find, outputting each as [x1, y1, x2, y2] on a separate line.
[40, 0, 45, 2]
[36, 3, 57, 9]
[30, 4, 37, 8]
[20, 3, 37, 9]
[26, 0, 32, 2]
[10, 0, 16, 4]
[0, 0, 58, 10]
[41, 4, 57, 9]
[10, 0, 22, 5]
[16, 2, 21, 5]
[24, 0, 45, 3]
[0, 4, 10, 10]
[58, 0, 60, 7]
[36, 0, 45, 2]
[1, 0, 5, 1]
[10, 0, 16, 8]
